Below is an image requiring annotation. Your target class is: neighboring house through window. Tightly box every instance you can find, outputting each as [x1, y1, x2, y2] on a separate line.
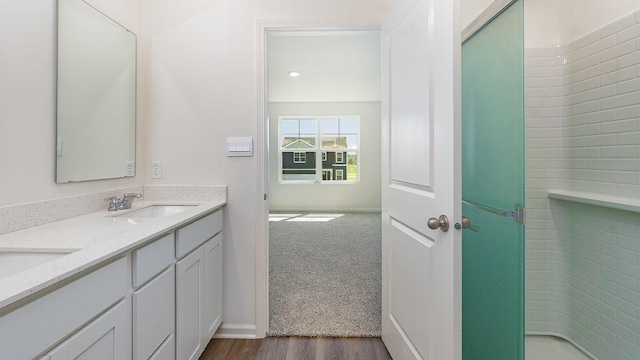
[279, 116, 359, 183]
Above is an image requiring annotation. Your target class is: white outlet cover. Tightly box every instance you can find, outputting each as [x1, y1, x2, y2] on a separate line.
[124, 161, 135, 176]
[151, 161, 162, 179]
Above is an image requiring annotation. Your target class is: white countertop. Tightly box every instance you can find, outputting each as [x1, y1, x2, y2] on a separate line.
[0, 199, 225, 311]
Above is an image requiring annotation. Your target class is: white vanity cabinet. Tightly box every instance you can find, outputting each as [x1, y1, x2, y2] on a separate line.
[0, 207, 223, 360]
[175, 211, 223, 360]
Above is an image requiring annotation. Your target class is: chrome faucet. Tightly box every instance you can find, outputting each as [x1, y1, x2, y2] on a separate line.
[105, 193, 143, 211]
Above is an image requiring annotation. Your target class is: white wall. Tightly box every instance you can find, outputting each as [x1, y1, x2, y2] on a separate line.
[0, 0, 144, 207]
[269, 102, 381, 211]
[142, 0, 397, 331]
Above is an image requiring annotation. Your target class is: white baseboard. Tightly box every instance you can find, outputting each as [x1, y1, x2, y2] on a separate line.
[213, 324, 257, 339]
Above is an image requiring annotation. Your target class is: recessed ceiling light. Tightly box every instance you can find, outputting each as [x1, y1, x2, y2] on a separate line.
[289, 71, 300, 77]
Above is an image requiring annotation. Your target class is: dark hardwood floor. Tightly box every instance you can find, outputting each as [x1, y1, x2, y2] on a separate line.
[201, 337, 392, 360]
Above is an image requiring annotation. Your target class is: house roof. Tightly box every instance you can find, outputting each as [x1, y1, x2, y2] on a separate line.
[322, 136, 347, 149]
[282, 137, 315, 149]
[282, 136, 349, 149]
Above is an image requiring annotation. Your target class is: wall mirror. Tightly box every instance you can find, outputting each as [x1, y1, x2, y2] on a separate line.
[56, 0, 136, 183]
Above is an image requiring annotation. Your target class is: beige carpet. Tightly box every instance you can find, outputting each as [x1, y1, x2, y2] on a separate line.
[268, 212, 382, 337]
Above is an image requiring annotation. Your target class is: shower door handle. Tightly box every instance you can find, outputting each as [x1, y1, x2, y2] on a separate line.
[455, 216, 471, 230]
[427, 215, 449, 232]
[455, 216, 480, 232]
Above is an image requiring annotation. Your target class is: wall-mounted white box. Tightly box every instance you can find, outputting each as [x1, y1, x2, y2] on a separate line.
[227, 137, 253, 157]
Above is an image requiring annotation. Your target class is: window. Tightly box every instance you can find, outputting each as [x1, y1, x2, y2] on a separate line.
[293, 152, 306, 163]
[279, 117, 359, 183]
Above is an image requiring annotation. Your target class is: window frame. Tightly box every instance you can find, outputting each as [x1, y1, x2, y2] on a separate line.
[278, 116, 360, 184]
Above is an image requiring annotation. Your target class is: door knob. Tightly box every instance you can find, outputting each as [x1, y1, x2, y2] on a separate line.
[427, 215, 449, 232]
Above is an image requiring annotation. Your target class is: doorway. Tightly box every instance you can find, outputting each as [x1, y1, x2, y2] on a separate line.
[262, 29, 383, 336]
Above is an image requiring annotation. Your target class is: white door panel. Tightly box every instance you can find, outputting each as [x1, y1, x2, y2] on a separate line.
[389, 219, 433, 359]
[390, 0, 432, 187]
[381, 0, 461, 358]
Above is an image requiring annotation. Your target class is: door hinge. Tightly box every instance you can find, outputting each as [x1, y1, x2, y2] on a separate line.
[264, 193, 268, 200]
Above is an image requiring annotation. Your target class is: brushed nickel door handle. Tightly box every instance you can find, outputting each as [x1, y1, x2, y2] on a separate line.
[427, 215, 449, 232]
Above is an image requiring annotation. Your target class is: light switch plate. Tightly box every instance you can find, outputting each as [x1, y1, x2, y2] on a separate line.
[227, 137, 253, 157]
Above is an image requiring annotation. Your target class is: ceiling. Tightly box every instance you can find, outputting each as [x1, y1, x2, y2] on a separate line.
[267, 31, 381, 103]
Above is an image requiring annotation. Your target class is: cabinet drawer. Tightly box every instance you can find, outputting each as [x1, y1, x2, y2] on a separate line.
[176, 211, 222, 258]
[133, 233, 174, 287]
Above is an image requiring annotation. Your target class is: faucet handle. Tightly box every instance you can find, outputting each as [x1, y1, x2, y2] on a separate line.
[104, 196, 118, 203]
[104, 196, 119, 211]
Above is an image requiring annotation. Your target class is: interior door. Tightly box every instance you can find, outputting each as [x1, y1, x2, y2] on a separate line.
[381, 0, 461, 359]
[461, 1, 525, 358]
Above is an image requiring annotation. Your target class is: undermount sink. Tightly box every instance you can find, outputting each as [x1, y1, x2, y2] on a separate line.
[0, 251, 75, 281]
[116, 205, 195, 219]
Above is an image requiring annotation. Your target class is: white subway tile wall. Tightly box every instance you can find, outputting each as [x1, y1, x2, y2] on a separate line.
[525, 9, 640, 360]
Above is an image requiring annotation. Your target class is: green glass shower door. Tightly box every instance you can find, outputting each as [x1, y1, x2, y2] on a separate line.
[461, 0, 524, 359]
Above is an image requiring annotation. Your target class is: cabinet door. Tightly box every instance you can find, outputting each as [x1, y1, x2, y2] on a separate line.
[202, 234, 223, 342]
[176, 248, 204, 360]
[134, 267, 175, 360]
[46, 299, 131, 360]
[150, 334, 175, 360]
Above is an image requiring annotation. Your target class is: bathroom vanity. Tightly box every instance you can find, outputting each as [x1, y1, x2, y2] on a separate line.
[0, 196, 225, 360]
